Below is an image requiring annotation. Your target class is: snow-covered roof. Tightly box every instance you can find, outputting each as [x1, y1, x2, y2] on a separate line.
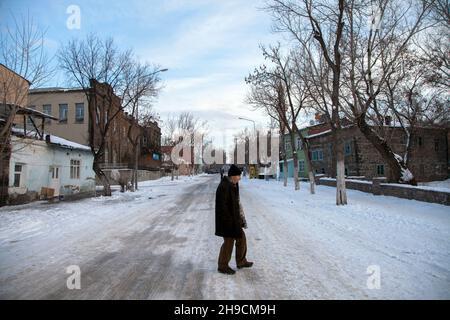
[47, 135, 91, 151]
[29, 87, 85, 94]
[11, 127, 91, 151]
[305, 129, 332, 139]
[16, 106, 58, 120]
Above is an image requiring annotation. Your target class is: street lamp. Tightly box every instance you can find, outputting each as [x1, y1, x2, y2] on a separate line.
[238, 116, 256, 133]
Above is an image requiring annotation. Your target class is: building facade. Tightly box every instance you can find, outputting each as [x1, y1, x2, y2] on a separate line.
[306, 125, 448, 182]
[28, 83, 162, 169]
[9, 130, 95, 204]
[278, 128, 310, 179]
[0, 64, 31, 205]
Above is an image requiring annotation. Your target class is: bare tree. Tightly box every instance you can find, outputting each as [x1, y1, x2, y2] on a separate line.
[161, 113, 179, 180]
[340, 0, 434, 185]
[247, 45, 316, 193]
[267, 0, 348, 204]
[415, 0, 450, 89]
[58, 34, 162, 196]
[383, 48, 449, 167]
[0, 13, 54, 205]
[123, 62, 163, 191]
[162, 112, 208, 178]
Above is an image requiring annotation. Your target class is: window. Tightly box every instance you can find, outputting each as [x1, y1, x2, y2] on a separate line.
[344, 141, 352, 156]
[51, 167, 59, 179]
[284, 137, 290, 152]
[279, 163, 283, 173]
[377, 164, 385, 176]
[75, 103, 84, 122]
[312, 149, 323, 161]
[434, 139, 439, 152]
[297, 137, 303, 151]
[59, 104, 68, 122]
[417, 136, 423, 147]
[43, 104, 52, 124]
[13, 164, 23, 187]
[70, 160, 80, 179]
[299, 160, 305, 173]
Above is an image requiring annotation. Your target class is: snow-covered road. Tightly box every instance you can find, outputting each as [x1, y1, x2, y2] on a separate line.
[0, 174, 449, 299]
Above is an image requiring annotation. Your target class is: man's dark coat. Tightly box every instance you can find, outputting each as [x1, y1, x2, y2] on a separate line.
[215, 176, 242, 238]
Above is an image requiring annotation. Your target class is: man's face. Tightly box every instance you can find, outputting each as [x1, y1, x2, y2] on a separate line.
[230, 175, 241, 184]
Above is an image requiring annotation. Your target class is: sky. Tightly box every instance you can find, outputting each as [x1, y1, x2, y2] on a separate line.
[0, 0, 284, 151]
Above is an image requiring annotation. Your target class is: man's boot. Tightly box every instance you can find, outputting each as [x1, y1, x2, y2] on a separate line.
[237, 261, 253, 269]
[218, 266, 236, 275]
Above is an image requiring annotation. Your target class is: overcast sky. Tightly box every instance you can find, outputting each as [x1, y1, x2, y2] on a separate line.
[1, 0, 286, 151]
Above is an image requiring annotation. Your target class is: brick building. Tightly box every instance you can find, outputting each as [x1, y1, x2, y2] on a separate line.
[138, 120, 162, 170]
[305, 124, 449, 182]
[27, 80, 161, 169]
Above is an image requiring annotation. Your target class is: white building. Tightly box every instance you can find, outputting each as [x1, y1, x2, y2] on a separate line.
[9, 127, 95, 204]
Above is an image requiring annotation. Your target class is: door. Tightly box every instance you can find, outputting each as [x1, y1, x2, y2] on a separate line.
[49, 166, 60, 197]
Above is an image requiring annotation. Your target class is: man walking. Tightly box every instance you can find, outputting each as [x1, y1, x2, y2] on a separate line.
[215, 164, 253, 275]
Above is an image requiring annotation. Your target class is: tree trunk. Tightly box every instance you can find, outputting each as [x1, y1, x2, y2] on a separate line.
[171, 167, 174, 181]
[334, 130, 347, 205]
[335, 143, 347, 205]
[93, 159, 111, 196]
[134, 142, 139, 191]
[356, 114, 416, 185]
[292, 151, 300, 190]
[302, 137, 315, 194]
[283, 156, 288, 187]
[308, 171, 315, 195]
[0, 128, 10, 206]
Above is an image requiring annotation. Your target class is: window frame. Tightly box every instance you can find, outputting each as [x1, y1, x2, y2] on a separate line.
[13, 164, 23, 187]
[70, 159, 81, 179]
[59, 103, 68, 122]
[344, 141, 352, 156]
[42, 104, 52, 124]
[75, 103, 84, 123]
[299, 160, 305, 173]
[376, 164, 385, 176]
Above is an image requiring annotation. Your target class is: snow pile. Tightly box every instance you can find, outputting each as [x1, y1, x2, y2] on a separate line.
[400, 168, 414, 183]
[419, 179, 450, 190]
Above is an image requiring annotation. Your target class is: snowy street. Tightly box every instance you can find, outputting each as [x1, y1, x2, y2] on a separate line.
[0, 174, 449, 299]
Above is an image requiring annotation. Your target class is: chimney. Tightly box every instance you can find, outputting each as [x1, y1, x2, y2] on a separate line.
[45, 134, 51, 143]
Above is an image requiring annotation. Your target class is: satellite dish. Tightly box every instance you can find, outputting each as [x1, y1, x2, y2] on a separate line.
[309, 120, 315, 126]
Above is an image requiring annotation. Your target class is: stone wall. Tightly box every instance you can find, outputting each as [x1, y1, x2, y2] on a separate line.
[318, 177, 450, 206]
[99, 169, 162, 185]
